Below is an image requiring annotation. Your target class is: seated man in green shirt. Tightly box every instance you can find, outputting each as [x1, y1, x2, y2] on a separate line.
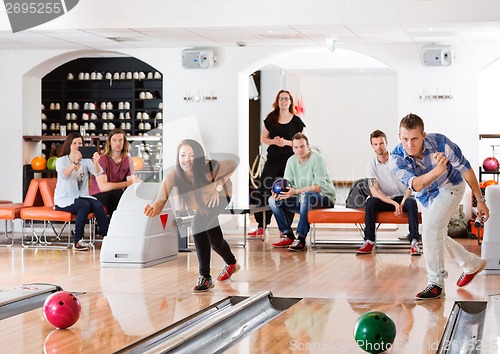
[269, 133, 336, 251]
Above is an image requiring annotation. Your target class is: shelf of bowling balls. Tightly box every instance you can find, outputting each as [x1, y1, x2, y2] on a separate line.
[479, 167, 500, 182]
[24, 135, 162, 142]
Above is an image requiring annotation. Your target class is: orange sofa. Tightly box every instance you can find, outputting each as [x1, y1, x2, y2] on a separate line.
[0, 179, 44, 246]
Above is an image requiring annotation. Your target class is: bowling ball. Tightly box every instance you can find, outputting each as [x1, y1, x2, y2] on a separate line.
[354, 311, 396, 354]
[47, 156, 58, 170]
[482, 180, 499, 188]
[31, 156, 47, 171]
[132, 156, 145, 171]
[43, 291, 81, 329]
[483, 157, 499, 172]
[272, 178, 291, 194]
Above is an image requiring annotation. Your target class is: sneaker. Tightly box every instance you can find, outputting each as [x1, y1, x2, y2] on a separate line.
[415, 284, 444, 300]
[410, 243, 422, 256]
[193, 276, 214, 292]
[74, 239, 89, 251]
[288, 239, 305, 252]
[356, 241, 374, 254]
[248, 227, 264, 237]
[457, 259, 487, 287]
[217, 263, 241, 281]
[272, 238, 294, 248]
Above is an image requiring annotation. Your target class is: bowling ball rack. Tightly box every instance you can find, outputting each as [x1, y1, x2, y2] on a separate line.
[117, 290, 301, 353]
[437, 300, 488, 353]
[0, 283, 62, 320]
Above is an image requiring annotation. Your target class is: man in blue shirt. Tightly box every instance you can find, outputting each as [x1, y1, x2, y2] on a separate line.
[389, 113, 489, 300]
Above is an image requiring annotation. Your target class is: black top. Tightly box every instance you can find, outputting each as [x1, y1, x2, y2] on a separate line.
[264, 115, 305, 162]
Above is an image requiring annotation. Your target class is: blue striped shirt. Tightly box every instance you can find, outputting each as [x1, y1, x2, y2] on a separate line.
[389, 133, 471, 207]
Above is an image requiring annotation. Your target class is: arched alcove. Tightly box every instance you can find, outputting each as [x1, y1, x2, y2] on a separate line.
[239, 47, 396, 193]
[22, 51, 165, 194]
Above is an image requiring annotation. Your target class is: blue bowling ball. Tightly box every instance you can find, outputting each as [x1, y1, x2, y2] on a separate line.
[272, 178, 291, 194]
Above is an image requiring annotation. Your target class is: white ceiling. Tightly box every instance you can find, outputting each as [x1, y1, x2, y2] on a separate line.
[1, 22, 500, 51]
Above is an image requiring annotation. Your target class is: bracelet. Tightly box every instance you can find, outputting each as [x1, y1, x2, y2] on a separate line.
[478, 196, 486, 203]
[73, 161, 80, 166]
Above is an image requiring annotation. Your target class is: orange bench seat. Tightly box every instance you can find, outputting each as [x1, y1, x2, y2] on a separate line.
[307, 207, 422, 250]
[308, 208, 422, 224]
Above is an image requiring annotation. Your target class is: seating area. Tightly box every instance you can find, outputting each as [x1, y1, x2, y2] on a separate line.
[307, 207, 422, 251]
[0, 179, 44, 247]
[0, 178, 96, 249]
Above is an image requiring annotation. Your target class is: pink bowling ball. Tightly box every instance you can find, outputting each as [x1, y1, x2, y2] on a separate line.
[43, 291, 81, 329]
[483, 157, 499, 172]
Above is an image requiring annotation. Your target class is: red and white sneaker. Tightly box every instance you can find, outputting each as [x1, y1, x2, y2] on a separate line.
[248, 227, 264, 237]
[410, 243, 422, 256]
[217, 263, 241, 282]
[457, 259, 487, 287]
[272, 238, 294, 248]
[356, 241, 374, 254]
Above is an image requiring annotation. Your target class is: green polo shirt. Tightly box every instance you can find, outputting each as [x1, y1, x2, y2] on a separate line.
[284, 150, 336, 204]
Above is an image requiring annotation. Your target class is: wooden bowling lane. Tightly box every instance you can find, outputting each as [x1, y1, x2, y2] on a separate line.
[223, 298, 455, 354]
[0, 291, 227, 353]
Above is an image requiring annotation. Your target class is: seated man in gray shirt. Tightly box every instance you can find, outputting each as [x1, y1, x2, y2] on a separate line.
[356, 130, 420, 255]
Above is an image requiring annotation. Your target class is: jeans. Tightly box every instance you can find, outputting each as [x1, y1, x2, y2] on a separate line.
[420, 182, 483, 288]
[55, 197, 109, 243]
[191, 197, 236, 278]
[364, 196, 420, 243]
[269, 191, 335, 240]
[93, 189, 124, 217]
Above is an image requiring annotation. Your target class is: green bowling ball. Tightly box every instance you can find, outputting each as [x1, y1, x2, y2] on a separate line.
[354, 311, 396, 353]
[47, 156, 58, 170]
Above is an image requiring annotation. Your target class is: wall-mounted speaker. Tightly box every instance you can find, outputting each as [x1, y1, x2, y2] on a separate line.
[182, 48, 216, 69]
[421, 46, 453, 66]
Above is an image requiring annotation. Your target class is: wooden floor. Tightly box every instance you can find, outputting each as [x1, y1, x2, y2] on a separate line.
[0, 225, 498, 353]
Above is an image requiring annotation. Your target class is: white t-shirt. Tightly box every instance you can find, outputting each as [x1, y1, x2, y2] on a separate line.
[365, 155, 408, 199]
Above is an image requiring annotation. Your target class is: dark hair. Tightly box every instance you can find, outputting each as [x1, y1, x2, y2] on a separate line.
[61, 132, 83, 156]
[292, 132, 309, 145]
[266, 90, 296, 125]
[400, 113, 424, 133]
[102, 128, 129, 158]
[175, 139, 212, 211]
[370, 130, 387, 143]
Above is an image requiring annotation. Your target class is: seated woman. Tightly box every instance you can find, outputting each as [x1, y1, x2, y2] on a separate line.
[90, 128, 140, 218]
[54, 133, 109, 251]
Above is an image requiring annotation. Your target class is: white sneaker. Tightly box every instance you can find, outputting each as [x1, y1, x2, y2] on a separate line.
[74, 239, 89, 251]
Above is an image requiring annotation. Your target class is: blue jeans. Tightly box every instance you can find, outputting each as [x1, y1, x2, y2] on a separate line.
[364, 196, 420, 243]
[55, 197, 108, 243]
[269, 192, 335, 240]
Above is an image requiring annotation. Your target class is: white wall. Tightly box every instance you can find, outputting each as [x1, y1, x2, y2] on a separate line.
[298, 73, 397, 180]
[479, 59, 500, 166]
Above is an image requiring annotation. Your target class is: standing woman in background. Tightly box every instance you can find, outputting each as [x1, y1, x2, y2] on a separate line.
[249, 90, 306, 237]
[54, 132, 109, 251]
